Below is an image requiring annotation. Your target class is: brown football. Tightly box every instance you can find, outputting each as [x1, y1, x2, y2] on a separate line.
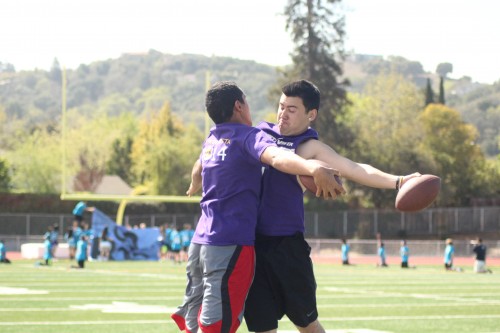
[395, 174, 441, 212]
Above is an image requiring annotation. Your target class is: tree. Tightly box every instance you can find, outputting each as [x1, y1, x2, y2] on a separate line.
[0, 158, 11, 192]
[131, 102, 202, 195]
[436, 62, 453, 78]
[419, 104, 492, 205]
[345, 73, 426, 208]
[106, 136, 135, 185]
[7, 128, 61, 193]
[282, 0, 351, 151]
[66, 112, 137, 192]
[438, 76, 445, 105]
[48, 58, 62, 84]
[425, 78, 434, 106]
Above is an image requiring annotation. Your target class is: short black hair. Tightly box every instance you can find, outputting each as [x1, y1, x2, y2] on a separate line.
[282, 80, 320, 112]
[205, 81, 245, 124]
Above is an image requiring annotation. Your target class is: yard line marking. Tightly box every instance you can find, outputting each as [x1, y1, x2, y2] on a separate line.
[323, 287, 500, 304]
[0, 308, 79, 312]
[317, 314, 500, 322]
[0, 320, 168, 326]
[0, 287, 48, 295]
[8, 302, 499, 312]
[14, 264, 185, 280]
[2, 315, 500, 326]
[317, 302, 500, 308]
[279, 330, 391, 333]
[0, 296, 180, 301]
[70, 302, 177, 313]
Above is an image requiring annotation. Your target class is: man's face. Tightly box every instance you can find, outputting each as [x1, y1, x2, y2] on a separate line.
[277, 94, 313, 136]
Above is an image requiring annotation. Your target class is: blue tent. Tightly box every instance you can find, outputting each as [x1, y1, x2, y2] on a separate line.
[91, 209, 160, 261]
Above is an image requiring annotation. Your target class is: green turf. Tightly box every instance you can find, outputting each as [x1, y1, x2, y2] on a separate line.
[1, 260, 499, 333]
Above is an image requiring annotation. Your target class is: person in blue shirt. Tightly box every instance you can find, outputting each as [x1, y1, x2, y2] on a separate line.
[169, 226, 182, 263]
[341, 238, 350, 265]
[377, 242, 388, 267]
[72, 201, 94, 223]
[49, 223, 59, 258]
[38, 238, 52, 266]
[165, 224, 173, 247]
[444, 238, 455, 270]
[68, 221, 82, 260]
[72, 235, 88, 269]
[179, 223, 194, 262]
[0, 240, 11, 264]
[37, 226, 53, 266]
[400, 240, 409, 268]
[64, 227, 75, 259]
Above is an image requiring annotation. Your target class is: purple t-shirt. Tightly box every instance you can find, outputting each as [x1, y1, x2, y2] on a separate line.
[192, 123, 276, 246]
[256, 121, 318, 236]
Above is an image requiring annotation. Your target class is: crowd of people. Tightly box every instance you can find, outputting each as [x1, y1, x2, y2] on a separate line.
[157, 223, 194, 263]
[26, 201, 196, 268]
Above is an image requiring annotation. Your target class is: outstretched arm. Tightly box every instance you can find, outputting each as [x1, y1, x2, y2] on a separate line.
[260, 146, 345, 199]
[296, 139, 420, 189]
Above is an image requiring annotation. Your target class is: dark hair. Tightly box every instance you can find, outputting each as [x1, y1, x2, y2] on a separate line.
[282, 80, 320, 112]
[205, 81, 245, 124]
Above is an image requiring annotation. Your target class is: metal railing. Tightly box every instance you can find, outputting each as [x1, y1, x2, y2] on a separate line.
[0, 206, 499, 252]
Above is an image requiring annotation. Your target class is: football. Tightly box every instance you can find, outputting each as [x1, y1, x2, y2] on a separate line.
[395, 174, 441, 212]
[297, 160, 342, 196]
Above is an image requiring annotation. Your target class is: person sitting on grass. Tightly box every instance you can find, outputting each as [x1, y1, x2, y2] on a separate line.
[471, 238, 492, 274]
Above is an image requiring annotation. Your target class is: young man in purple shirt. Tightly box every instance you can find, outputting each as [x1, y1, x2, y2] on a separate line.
[171, 81, 344, 333]
[244, 80, 421, 333]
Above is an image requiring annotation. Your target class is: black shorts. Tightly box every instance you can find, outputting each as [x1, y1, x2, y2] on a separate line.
[244, 232, 317, 331]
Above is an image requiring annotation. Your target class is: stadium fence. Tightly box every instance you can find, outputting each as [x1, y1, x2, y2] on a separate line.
[0, 206, 499, 256]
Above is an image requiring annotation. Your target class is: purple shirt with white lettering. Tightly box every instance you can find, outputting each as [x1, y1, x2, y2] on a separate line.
[192, 123, 275, 246]
[256, 121, 318, 236]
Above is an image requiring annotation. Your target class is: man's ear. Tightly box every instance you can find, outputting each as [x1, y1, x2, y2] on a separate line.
[234, 100, 246, 117]
[234, 100, 242, 111]
[308, 109, 318, 121]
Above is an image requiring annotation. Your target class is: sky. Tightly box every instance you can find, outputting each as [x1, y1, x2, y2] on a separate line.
[1, 0, 499, 84]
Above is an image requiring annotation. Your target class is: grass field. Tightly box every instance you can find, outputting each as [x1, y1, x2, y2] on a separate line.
[1, 259, 499, 333]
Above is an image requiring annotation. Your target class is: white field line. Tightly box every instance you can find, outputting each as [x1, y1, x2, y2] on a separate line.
[1, 301, 500, 312]
[0, 320, 167, 326]
[11, 264, 185, 280]
[323, 287, 500, 303]
[2, 315, 500, 326]
[317, 302, 500, 308]
[0, 296, 179, 301]
[319, 285, 500, 291]
[2, 283, 183, 287]
[317, 315, 500, 322]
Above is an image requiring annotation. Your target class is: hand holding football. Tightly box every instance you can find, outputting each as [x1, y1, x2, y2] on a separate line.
[395, 174, 441, 212]
[297, 160, 343, 196]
